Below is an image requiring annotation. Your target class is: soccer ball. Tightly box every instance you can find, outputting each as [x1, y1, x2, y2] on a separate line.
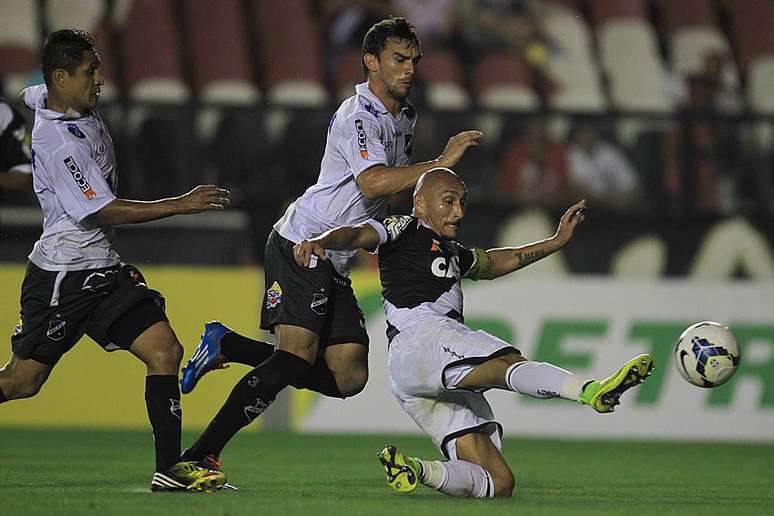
[674, 321, 741, 388]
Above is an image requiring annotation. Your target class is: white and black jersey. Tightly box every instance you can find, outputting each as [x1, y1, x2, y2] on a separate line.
[366, 215, 482, 333]
[21, 85, 119, 271]
[274, 82, 417, 276]
[0, 99, 32, 175]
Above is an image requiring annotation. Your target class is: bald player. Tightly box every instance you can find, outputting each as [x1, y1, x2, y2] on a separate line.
[293, 168, 654, 499]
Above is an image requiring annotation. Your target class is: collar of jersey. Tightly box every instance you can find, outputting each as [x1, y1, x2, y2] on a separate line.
[355, 82, 414, 119]
[23, 84, 86, 121]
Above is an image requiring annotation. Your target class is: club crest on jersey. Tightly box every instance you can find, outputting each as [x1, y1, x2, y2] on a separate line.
[266, 281, 283, 309]
[63, 156, 97, 199]
[66, 123, 86, 138]
[46, 319, 67, 341]
[310, 292, 328, 316]
[354, 119, 368, 158]
[384, 215, 412, 241]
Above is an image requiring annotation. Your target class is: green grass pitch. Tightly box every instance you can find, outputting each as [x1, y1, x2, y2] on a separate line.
[1, 428, 772, 516]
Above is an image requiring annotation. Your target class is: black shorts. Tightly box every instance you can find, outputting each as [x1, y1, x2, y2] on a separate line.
[260, 230, 369, 348]
[10, 262, 167, 366]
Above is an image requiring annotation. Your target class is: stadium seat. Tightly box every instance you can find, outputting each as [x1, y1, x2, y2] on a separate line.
[46, 0, 119, 102]
[590, 0, 670, 113]
[417, 48, 470, 110]
[182, 0, 259, 105]
[0, 0, 40, 98]
[472, 52, 538, 111]
[655, 0, 739, 89]
[542, 1, 606, 111]
[252, 0, 328, 107]
[721, 0, 774, 111]
[115, 0, 189, 103]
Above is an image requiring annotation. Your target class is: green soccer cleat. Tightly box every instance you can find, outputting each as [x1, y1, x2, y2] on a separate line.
[150, 460, 227, 493]
[580, 354, 654, 413]
[378, 445, 421, 494]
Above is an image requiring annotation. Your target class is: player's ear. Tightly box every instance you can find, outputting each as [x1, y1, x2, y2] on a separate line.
[413, 193, 425, 216]
[363, 53, 379, 75]
[52, 68, 69, 88]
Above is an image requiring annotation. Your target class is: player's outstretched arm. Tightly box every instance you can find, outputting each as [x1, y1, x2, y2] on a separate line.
[97, 184, 230, 225]
[356, 130, 483, 199]
[293, 223, 381, 267]
[475, 199, 587, 280]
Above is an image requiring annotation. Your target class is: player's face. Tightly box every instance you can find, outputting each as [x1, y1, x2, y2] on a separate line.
[418, 179, 467, 239]
[60, 50, 104, 112]
[372, 38, 421, 102]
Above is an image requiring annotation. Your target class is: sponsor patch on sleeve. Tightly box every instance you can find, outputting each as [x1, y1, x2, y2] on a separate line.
[354, 119, 368, 158]
[63, 156, 97, 199]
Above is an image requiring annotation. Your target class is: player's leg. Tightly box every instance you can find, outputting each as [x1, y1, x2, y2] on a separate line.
[0, 353, 52, 402]
[180, 321, 276, 394]
[388, 430, 513, 498]
[182, 323, 314, 461]
[456, 346, 654, 413]
[295, 273, 370, 398]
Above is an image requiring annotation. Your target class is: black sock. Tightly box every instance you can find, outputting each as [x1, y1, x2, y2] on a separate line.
[220, 332, 275, 366]
[0, 386, 6, 403]
[294, 359, 344, 398]
[146, 375, 182, 472]
[185, 350, 310, 459]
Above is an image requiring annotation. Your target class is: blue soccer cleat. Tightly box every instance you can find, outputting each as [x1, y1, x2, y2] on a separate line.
[180, 321, 231, 394]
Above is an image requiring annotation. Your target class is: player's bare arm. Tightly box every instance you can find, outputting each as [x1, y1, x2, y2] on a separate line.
[293, 223, 381, 267]
[97, 184, 230, 225]
[476, 199, 587, 280]
[356, 130, 483, 199]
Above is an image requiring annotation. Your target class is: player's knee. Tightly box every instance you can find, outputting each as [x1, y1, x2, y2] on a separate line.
[3, 376, 46, 399]
[145, 339, 183, 371]
[337, 368, 368, 398]
[491, 468, 515, 497]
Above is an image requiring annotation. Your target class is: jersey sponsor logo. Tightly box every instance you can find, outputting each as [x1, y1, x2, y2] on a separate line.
[63, 156, 97, 199]
[384, 215, 412, 241]
[46, 319, 67, 341]
[354, 119, 368, 158]
[66, 123, 86, 138]
[431, 256, 460, 279]
[266, 281, 283, 309]
[431, 239, 441, 252]
[310, 292, 328, 316]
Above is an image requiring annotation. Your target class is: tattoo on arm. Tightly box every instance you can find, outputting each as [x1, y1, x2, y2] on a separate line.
[516, 249, 547, 267]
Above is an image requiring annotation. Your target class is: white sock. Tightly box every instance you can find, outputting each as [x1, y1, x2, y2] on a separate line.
[505, 361, 584, 401]
[416, 459, 494, 498]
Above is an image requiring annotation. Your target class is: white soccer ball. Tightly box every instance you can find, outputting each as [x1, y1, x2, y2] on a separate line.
[674, 321, 741, 388]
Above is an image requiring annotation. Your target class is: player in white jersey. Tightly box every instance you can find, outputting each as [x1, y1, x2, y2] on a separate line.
[0, 30, 229, 492]
[293, 168, 654, 498]
[178, 18, 483, 474]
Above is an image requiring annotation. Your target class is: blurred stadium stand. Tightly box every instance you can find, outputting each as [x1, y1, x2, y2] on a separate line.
[1, 0, 774, 269]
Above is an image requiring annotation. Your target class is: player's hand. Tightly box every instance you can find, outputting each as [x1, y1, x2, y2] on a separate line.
[177, 185, 230, 213]
[437, 130, 483, 168]
[554, 199, 587, 246]
[293, 239, 329, 267]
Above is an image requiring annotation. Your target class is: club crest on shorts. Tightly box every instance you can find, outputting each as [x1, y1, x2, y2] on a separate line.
[13, 317, 23, 336]
[46, 319, 66, 341]
[310, 292, 328, 316]
[266, 281, 283, 309]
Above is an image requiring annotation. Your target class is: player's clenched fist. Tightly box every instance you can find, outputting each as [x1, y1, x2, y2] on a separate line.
[177, 185, 230, 213]
[438, 130, 483, 168]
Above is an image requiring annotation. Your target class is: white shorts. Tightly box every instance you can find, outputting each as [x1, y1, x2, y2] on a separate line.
[387, 316, 519, 459]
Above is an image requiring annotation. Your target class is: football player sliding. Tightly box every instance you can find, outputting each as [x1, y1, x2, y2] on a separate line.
[293, 167, 654, 498]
